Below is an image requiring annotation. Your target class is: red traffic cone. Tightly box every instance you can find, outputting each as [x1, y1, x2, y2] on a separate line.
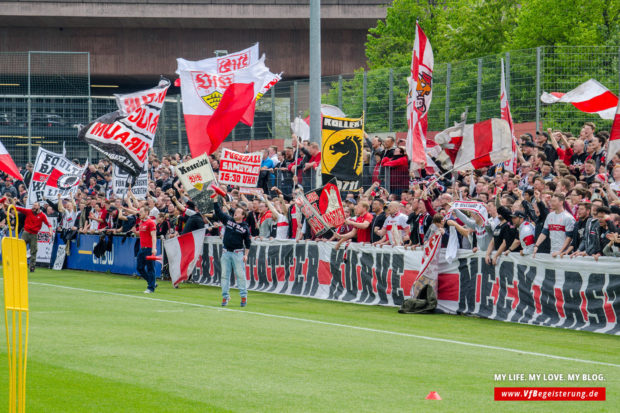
[425, 391, 442, 400]
[146, 255, 163, 263]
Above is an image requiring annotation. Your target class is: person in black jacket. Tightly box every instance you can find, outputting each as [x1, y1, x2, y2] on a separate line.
[172, 198, 205, 235]
[213, 200, 251, 307]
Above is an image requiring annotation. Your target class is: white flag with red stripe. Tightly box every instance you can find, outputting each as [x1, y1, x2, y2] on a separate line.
[177, 45, 280, 157]
[500, 59, 517, 173]
[541, 79, 618, 120]
[406, 22, 434, 170]
[434, 118, 512, 171]
[164, 228, 206, 287]
[0, 139, 23, 180]
[608, 101, 620, 165]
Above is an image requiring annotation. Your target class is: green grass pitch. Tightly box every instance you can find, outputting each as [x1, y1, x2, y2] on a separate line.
[0, 268, 617, 412]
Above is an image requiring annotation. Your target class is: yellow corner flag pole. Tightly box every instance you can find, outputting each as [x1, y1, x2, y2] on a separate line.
[2, 205, 29, 413]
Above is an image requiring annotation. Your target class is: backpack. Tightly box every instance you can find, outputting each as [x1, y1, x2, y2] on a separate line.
[398, 284, 437, 314]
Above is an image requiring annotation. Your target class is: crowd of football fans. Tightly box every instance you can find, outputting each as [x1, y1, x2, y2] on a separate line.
[1, 120, 620, 264]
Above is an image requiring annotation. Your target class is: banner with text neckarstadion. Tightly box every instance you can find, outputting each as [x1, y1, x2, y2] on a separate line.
[321, 114, 364, 191]
[26, 147, 88, 207]
[189, 239, 620, 335]
[78, 78, 170, 176]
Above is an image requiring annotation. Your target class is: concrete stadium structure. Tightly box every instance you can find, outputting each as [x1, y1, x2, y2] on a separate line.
[0, 0, 388, 88]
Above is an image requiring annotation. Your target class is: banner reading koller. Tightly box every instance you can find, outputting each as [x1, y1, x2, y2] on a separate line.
[189, 239, 620, 335]
[321, 114, 364, 191]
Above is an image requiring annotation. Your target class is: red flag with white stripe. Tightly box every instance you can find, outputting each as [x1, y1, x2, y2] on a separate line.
[500, 59, 517, 173]
[0, 140, 22, 180]
[541, 79, 618, 120]
[406, 22, 434, 170]
[434, 118, 512, 171]
[608, 101, 620, 165]
[164, 228, 206, 287]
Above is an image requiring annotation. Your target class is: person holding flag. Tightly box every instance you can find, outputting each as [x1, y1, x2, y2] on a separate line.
[212, 198, 251, 307]
[4, 198, 50, 272]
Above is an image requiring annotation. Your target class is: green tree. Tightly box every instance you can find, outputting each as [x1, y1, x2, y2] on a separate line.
[434, 0, 520, 61]
[507, 0, 620, 49]
[365, 0, 444, 69]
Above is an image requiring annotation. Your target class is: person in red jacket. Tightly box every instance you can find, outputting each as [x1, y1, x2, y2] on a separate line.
[8, 200, 51, 272]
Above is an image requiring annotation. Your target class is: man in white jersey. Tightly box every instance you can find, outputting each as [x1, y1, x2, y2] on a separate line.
[504, 211, 536, 255]
[533, 193, 575, 258]
[373, 201, 410, 246]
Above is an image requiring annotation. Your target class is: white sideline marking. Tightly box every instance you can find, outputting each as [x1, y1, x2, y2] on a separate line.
[29, 281, 620, 369]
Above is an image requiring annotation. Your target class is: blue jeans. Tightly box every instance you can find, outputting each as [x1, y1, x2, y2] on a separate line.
[221, 250, 247, 299]
[137, 247, 156, 292]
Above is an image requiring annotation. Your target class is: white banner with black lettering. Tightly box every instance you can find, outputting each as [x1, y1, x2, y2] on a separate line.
[26, 147, 88, 207]
[112, 160, 148, 200]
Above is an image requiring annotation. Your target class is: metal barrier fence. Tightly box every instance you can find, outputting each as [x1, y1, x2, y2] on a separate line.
[1, 47, 619, 171]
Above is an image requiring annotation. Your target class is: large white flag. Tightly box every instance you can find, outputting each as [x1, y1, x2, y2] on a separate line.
[177, 45, 281, 157]
[164, 228, 207, 288]
[406, 22, 434, 170]
[79, 78, 170, 176]
[434, 119, 512, 171]
[541, 79, 618, 120]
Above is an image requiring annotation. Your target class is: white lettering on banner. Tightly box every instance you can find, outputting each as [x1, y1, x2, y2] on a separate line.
[93, 249, 114, 266]
[190, 239, 620, 335]
[322, 118, 362, 129]
[218, 148, 262, 187]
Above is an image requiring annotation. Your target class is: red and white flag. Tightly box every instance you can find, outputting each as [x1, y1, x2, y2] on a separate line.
[500, 59, 517, 173]
[541, 79, 618, 120]
[0, 140, 23, 180]
[406, 22, 434, 171]
[434, 118, 512, 171]
[164, 228, 206, 288]
[608, 101, 620, 165]
[177, 45, 280, 156]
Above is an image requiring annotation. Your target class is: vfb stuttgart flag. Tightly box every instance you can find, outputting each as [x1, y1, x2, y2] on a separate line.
[177, 44, 281, 156]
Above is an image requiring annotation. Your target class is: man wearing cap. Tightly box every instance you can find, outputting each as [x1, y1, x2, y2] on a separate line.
[504, 211, 536, 256]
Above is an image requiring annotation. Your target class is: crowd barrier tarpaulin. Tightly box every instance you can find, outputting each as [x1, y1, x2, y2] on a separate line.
[190, 238, 620, 335]
[65, 234, 162, 277]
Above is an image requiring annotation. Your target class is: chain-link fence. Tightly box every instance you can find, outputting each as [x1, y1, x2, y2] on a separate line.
[1, 46, 619, 168]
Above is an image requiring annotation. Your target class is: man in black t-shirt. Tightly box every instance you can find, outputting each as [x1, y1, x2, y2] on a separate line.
[370, 199, 387, 243]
